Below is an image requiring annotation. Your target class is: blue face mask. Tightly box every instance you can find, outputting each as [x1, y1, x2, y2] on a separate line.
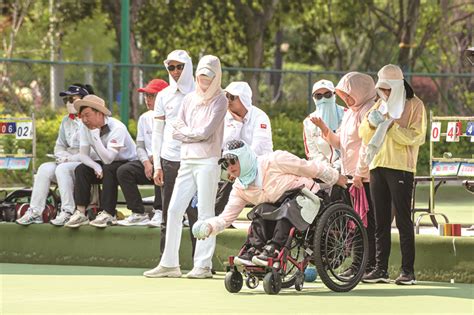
[314, 95, 344, 132]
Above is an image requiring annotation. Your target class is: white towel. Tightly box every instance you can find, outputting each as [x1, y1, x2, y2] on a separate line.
[365, 118, 394, 165]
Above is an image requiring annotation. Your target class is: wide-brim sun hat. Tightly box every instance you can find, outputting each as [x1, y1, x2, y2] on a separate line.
[73, 95, 111, 116]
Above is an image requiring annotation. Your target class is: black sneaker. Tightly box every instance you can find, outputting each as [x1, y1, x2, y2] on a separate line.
[251, 244, 279, 266]
[362, 269, 390, 283]
[234, 247, 258, 266]
[395, 272, 416, 285]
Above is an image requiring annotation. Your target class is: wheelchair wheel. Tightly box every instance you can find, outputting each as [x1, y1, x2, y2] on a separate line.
[313, 203, 368, 292]
[245, 274, 259, 289]
[281, 235, 305, 288]
[224, 271, 243, 293]
[263, 271, 282, 295]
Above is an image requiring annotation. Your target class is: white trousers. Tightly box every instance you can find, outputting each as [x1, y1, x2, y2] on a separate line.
[160, 161, 220, 269]
[30, 161, 80, 214]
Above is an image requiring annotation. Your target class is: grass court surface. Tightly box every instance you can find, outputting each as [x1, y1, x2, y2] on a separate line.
[1, 263, 473, 314]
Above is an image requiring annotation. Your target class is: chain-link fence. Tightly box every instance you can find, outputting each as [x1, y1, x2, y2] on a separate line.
[0, 58, 473, 186]
[2, 58, 472, 120]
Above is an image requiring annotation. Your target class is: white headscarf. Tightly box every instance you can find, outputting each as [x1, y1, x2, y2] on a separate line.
[375, 64, 406, 119]
[164, 50, 195, 94]
[195, 55, 223, 103]
[224, 81, 253, 110]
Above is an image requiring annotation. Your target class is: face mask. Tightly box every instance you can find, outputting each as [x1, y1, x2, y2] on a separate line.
[315, 95, 335, 108]
[198, 76, 212, 92]
[66, 102, 77, 114]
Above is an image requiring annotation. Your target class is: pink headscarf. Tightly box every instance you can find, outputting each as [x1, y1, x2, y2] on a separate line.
[336, 72, 376, 112]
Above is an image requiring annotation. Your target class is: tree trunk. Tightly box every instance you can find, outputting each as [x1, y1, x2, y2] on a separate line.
[129, 0, 144, 120]
[232, 0, 279, 103]
[437, 0, 450, 114]
[271, 28, 283, 103]
[398, 0, 420, 73]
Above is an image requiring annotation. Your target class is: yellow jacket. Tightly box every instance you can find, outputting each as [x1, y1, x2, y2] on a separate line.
[359, 96, 427, 173]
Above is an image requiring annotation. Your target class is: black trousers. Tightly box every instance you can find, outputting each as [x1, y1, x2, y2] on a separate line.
[187, 180, 232, 256]
[370, 167, 415, 274]
[74, 161, 127, 216]
[116, 160, 162, 214]
[248, 217, 293, 250]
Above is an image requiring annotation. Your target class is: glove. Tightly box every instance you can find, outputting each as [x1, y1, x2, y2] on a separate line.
[368, 110, 385, 128]
[192, 220, 211, 240]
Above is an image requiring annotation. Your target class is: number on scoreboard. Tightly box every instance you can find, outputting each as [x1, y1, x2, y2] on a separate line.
[446, 122, 459, 142]
[431, 122, 441, 142]
[15, 122, 33, 139]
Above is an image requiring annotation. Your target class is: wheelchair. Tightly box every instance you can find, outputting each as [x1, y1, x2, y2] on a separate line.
[224, 185, 369, 295]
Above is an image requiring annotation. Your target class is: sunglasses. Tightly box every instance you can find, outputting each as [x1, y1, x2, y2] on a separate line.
[313, 91, 334, 100]
[221, 158, 238, 169]
[62, 95, 79, 104]
[167, 64, 185, 72]
[226, 93, 237, 101]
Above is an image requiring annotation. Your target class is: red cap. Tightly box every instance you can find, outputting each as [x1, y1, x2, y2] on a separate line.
[137, 79, 169, 93]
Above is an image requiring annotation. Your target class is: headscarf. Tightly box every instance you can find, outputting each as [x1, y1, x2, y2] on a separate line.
[224, 81, 253, 110]
[375, 64, 406, 119]
[335, 72, 376, 112]
[221, 141, 258, 189]
[195, 55, 223, 103]
[164, 50, 195, 94]
[311, 79, 344, 131]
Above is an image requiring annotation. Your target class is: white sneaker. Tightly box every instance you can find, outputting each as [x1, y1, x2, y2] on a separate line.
[117, 212, 150, 226]
[186, 267, 213, 279]
[143, 265, 182, 278]
[147, 209, 162, 228]
[50, 211, 72, 226]
[16, 208, 43, 225]
[183, 213, 190, 227]
[90, 211, 117, 228]
[64, 210, 89, 228]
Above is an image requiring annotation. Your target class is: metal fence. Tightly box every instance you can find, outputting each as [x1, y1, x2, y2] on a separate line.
[1, 58, 473, 121]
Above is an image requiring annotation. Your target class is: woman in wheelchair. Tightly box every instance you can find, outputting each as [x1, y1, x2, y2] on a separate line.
[193, 139, 346, 242]
[193, 140, 371, 294]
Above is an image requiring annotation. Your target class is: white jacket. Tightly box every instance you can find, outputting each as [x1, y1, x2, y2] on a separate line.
[223, 81, 273, 156]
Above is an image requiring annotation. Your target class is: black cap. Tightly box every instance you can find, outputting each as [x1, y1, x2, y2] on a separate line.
[218, 139, 245, 164]
[59, 85, 90, 97]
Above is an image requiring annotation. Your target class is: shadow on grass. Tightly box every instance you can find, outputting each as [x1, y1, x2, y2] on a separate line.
[236, 281, 473, 300]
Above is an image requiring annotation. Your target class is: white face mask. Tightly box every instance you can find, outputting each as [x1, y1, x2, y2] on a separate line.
[198, 76, 212, 92]
[66, 102, 77, 114]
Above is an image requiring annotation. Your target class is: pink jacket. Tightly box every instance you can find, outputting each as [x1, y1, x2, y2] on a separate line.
[172, 91, 227, 160]
[207, 150, 339, 234]
[324, 72, 376, 180]
[324, 106, 370, 179]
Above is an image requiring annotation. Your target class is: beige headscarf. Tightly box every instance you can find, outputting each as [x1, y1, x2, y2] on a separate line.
[335, 72, 376, 112]
[375, 64, 406, 119]
[195, 55, 223, 103]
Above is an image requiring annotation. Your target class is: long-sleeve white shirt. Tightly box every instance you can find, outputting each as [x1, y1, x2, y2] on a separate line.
[223, 106, 273, 156]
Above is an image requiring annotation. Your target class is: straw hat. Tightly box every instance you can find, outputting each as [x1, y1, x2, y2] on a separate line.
[74, 95, 111, 116]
